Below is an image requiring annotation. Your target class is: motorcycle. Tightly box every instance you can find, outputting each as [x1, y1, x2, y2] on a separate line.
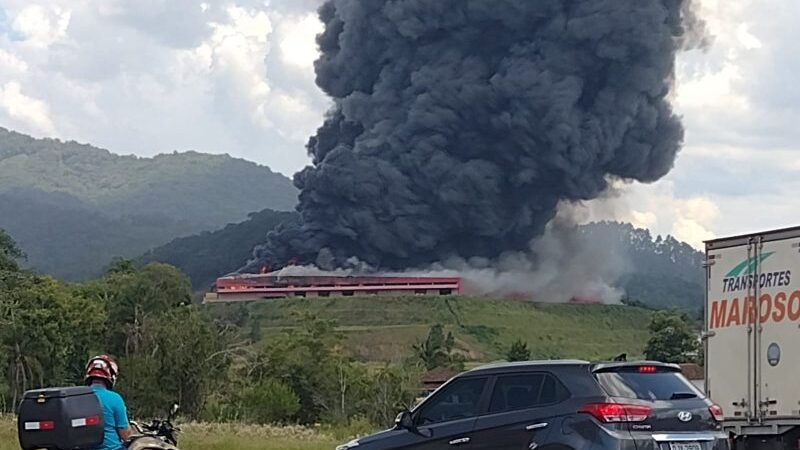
[126, 404, 181, 450]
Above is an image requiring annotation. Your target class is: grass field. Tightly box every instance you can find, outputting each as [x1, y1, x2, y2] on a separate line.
[1, 417, 343, 450]
[212, 295, 654, 362]
[173, 423, 340, 450]
[1, 417, 13, 450]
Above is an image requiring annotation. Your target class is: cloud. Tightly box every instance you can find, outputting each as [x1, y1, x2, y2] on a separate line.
[104, 0, 217, 49]
[676, 62, 749, 112]
[10, 4, 70, 47]
[196, 5, 275, 128]
[565, 180, 720, 249]
[676, 0, 800, 151]
[641, 0, 800, 243]
[0, 47, 26, 72]
[278, 12, 323, 69]
[0, 0, 328, 174]
[0, 81, 57, 135]
[671, 198, 720, 246]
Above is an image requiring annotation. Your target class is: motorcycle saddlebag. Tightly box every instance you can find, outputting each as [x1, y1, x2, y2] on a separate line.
[17, 386, 104, 450]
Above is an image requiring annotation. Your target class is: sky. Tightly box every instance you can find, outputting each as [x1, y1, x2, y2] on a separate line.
[0, 0, 797, 249]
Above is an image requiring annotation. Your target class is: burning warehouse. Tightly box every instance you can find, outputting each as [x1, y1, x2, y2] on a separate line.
[203, 273, 462, 303]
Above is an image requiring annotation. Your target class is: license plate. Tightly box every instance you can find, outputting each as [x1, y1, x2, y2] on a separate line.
[669, 443, 702, 450]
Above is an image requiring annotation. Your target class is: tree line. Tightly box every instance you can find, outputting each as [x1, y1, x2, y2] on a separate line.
[0, 228, 700, 427]
[0, 229, 428, 426]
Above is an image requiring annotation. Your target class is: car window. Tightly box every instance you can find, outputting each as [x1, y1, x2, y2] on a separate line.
[416, 377, 487, 426]
[489, 373, 568, 413]
[595, 371, 704, 401]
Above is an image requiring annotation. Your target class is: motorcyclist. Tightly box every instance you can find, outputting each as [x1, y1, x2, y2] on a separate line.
[84, 355, 134, 450]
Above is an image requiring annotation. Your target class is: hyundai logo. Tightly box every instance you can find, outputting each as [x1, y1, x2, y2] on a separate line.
[678, 411, 693, 422]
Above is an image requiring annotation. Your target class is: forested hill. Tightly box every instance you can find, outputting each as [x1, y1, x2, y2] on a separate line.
[0, 128, 298, 279]
[138, 209, 300, 290]
[579, 222, 705, 312]
[144, 216, 705, 311]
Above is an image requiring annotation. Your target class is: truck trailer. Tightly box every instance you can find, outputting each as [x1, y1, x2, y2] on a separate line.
[705, 226, 800, 450]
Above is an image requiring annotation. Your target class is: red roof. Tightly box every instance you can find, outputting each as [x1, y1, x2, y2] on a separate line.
[217, 274, 461, 288]
[421, 367, 458, 384]
[679, 363, 704, 380]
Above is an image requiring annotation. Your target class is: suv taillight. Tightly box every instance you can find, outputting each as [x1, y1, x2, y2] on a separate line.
[710, 404, 724, 422]
[579, 403, 652, 423]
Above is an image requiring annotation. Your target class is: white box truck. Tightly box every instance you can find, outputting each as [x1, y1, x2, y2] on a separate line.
[705, 226, 800, 450]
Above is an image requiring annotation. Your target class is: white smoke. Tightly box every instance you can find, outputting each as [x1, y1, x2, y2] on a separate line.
[413, 216, 628, 304]
[265, 264, 353, 277]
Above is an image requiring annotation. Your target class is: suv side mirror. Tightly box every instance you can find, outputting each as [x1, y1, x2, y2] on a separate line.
[395, 410, 414, 430]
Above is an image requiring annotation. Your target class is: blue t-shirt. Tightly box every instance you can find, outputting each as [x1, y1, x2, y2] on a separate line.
[91, 385, 129, 450]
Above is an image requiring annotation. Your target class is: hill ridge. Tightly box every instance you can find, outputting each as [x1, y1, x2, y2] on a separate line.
[0, 127, 279, 168]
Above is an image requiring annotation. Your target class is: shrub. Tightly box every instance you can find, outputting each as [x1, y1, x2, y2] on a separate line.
[240, 379, 301, 425]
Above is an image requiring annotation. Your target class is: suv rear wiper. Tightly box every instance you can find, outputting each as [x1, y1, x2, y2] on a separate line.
[670, 392, 698, 400]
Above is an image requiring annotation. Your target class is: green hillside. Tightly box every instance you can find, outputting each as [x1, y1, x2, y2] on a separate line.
[139, 209, 300, 290]
[0, 128, 298, 280]
[212, 296, 653, 363]
[0, 191, 195, 280]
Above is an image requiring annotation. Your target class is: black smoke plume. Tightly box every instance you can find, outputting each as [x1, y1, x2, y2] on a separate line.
[250, 0, 700, 271]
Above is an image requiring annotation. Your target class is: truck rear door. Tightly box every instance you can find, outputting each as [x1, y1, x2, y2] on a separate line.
[706, 240, 757, 421]
[752, 234, 800, 419]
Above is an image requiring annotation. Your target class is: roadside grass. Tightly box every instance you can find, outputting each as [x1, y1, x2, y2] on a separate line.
[1, 416, 14, 450]
[178, 423, 340, 450]
[1, 417, 343, 450]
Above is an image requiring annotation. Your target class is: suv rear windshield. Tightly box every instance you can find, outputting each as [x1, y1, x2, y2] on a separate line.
[595, 369, 704, 401]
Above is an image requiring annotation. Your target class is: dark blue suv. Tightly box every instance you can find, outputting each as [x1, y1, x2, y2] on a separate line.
[336, 360, 729, 450]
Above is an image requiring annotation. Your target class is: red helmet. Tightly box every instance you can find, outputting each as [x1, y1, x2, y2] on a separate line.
[84, 355, 119, 388]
